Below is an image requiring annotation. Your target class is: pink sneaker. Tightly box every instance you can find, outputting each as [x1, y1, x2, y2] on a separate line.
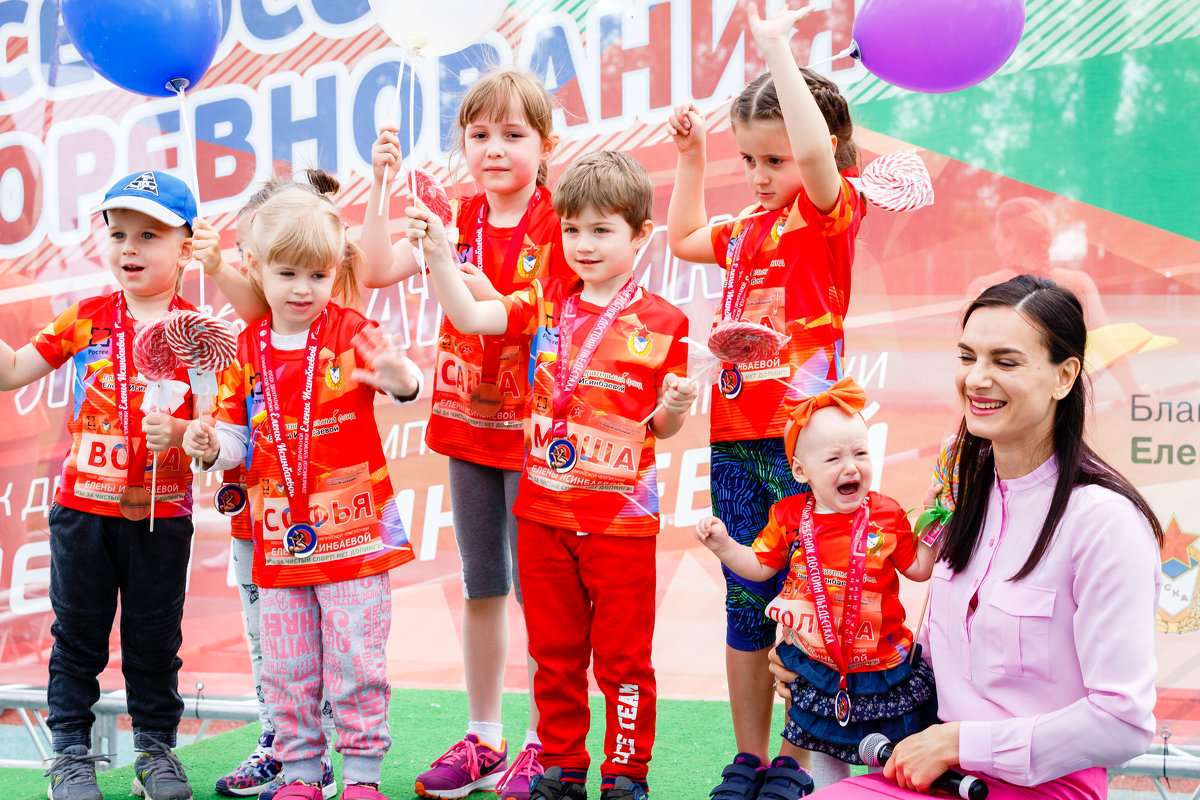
[272, 782, 325, 800]
[495, 743, 544, 800]
[415, 734, 508, 798]
[343, 783, 389, 800]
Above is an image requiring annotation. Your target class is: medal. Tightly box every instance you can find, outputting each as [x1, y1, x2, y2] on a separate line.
[718, 367, 742, 399]
[285, 523, 318, 557]
[468, 382, 503, 417]
[546, 438, 578, 473]
[118, 486, 152, 521]
[798, 495, 871, 729]
[257, 312, 324, 559]
[214, 483, 248, 516]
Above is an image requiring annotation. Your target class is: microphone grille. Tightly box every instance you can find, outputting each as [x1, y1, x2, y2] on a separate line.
[858, 733, 890, 768]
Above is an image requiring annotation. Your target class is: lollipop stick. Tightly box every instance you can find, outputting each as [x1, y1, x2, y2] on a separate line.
[150, 454, 158, 533]
[908, 581, 932, 665]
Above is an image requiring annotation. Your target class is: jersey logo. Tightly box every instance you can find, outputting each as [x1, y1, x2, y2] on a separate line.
[627, 324, 652, 358]
[325, 360, 342, 390]
[516, 245, 542, 279]
[126, 171, 159, 195]
[771, 215, 786, 242]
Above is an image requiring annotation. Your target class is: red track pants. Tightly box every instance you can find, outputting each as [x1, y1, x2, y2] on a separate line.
[518, 519, 658, 782]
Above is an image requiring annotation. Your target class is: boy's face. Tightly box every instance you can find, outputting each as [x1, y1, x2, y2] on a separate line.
[105, 208, 192, 301]
[560, 205, 653, 296]
[791, 407, 872, 515]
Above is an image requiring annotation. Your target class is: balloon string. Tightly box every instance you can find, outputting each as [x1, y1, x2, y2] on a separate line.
[806, 44, 856, 71]
[377, 62, 407, 217]
[173, 83, 206, 313]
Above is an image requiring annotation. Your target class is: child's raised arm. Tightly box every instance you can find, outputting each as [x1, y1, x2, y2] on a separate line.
[0, 337, 54, 391]
[406, 205, 507, 336]
[666, 102, 719, 264]
[748, 3, 843, 213]
[361, 126, 423, 288]
[192, 217, 269, 321]
[695, 515, 778, 583]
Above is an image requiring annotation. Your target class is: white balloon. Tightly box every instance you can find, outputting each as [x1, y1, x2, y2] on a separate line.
[368, 0, 506, 57]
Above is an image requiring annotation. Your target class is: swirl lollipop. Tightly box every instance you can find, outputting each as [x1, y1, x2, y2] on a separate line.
[413, 168, 453, 227]
[707, 320, 791, 364]
[164, 310, 238, 473]
[914, 434, 959, 545]
[133, 318, 181, 530]
[856, 150, 935, 213]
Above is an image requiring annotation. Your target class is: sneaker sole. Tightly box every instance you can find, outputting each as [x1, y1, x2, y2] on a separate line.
[414, 772, 503, 799]
[131, 776, 195, 800]
[47, 787, 103, 800]
[216, 781, 280, 797]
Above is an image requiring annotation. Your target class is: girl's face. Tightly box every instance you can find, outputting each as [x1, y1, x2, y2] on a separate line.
[956, 306, 1079, 466]
[790, 408, 872, 515]
[257, 258, 336, 335]
[732, 120, 806, 211]
[463, 98, 554, 198]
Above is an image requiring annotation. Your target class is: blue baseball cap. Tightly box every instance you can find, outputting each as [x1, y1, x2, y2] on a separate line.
[96, 171, 197, 229]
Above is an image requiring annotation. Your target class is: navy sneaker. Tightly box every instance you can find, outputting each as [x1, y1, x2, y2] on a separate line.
[756, 756, 813, 800]
[709, 753, 763, 800]
[599, 775, 647, 800]
[529, 766, 588, 799]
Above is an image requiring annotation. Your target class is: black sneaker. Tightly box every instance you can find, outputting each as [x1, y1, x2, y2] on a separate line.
[710, 753, 763, 800]
[132, 740, 194, 800]
[600, 776, 647, 800]
[45, 745, 109, 800]
[530, 766, 588, 799]
[756, 756, 813, 800]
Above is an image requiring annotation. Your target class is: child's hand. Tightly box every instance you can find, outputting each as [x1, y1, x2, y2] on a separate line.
[460, 263, 502, 301]
[352, 326, 420, 401]
[191, 217, 227, 276]
[661, 373, 698, 415]
[695, 515, 730, 552]
[405, 202, 454, 263]
[142, 410, 176, 452]
[747, 2, 814, 50]
[667, 102, 705, 155]
[182, 417, 219, 463]
[372, 126, 402, 186]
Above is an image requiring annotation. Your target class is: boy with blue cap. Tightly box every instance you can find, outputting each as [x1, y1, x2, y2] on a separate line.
[0, 170, 201, 800]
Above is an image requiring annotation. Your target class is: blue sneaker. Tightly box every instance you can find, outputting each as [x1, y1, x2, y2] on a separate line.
[709, 753, 763, 800]
[216, 731, 283, 796]
[259, 756, 336, 800]
[756, 756, 813, 800]
[600, 776, 647, 800]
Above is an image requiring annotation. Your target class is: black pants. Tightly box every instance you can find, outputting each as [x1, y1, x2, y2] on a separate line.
[46, 504, 192, 751]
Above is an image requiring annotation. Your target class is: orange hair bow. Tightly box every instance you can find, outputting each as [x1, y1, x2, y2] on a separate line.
[783, 377, 868, 464]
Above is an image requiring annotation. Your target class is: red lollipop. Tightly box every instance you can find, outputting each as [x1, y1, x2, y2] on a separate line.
[413, 168, 453, 227]
[132, 318, 179, 381]
[164, 310, 238, 373]
[707, 320, 790, 364]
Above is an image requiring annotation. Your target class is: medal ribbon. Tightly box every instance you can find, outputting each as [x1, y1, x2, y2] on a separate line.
[550, 276, 639, 438]
[798, 494, 871, 696]
[255, 312, 325, 526]
[112, 293, 180, 490]
[470, 189, 543, 386]
[717, 212, 777, 370]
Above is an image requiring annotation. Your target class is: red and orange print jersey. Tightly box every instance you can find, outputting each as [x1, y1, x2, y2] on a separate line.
[222, 466, 251, 540]
[708, 172, 863, 442]
[30, 291, 196, 518]
[502, 277, 688, 538]
[754, 491, 917, 672]
[213, 304, 414, 588]
[426, 191, 570, 471]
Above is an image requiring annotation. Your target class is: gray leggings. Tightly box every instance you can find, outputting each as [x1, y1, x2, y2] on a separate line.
[448, 457, 522, 602]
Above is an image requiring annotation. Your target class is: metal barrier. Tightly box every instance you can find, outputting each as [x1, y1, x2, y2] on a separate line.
[0, 686, 258, 770]
[1114, 744, 1200, 800]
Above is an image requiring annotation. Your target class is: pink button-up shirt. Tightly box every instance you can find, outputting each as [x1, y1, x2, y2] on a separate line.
[925, 457, 1161, 787]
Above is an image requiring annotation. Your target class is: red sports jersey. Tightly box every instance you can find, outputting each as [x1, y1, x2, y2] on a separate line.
[213, 304, 414, 588]
[425, 190, 570, 470]
[753, 491, 917, 672]
[502, 277, 688, 538]
[31, 291, 196, 518]
[708, 173, 863, 442]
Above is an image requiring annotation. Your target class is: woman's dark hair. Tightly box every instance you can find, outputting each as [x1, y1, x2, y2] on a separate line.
[940, 274, 1163, 579]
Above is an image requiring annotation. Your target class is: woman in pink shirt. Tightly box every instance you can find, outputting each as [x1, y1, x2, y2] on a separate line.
[791, 275, 1164, 799]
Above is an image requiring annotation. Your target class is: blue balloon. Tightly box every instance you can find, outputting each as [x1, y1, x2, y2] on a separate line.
[60, 0, 222, 97]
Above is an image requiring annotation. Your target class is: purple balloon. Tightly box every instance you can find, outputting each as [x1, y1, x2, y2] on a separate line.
[851, 0, 1025, 93]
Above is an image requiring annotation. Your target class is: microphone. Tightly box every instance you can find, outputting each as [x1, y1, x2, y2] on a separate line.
[859, 733, 988, 800]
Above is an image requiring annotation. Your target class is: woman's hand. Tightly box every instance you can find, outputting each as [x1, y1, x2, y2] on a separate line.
[767, 643, 799, 699]
[884, 723, 961, 792]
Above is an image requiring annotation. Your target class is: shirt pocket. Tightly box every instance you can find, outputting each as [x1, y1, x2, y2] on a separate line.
[925, 573, 953, 652]
[983, 583, 1056, 680]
